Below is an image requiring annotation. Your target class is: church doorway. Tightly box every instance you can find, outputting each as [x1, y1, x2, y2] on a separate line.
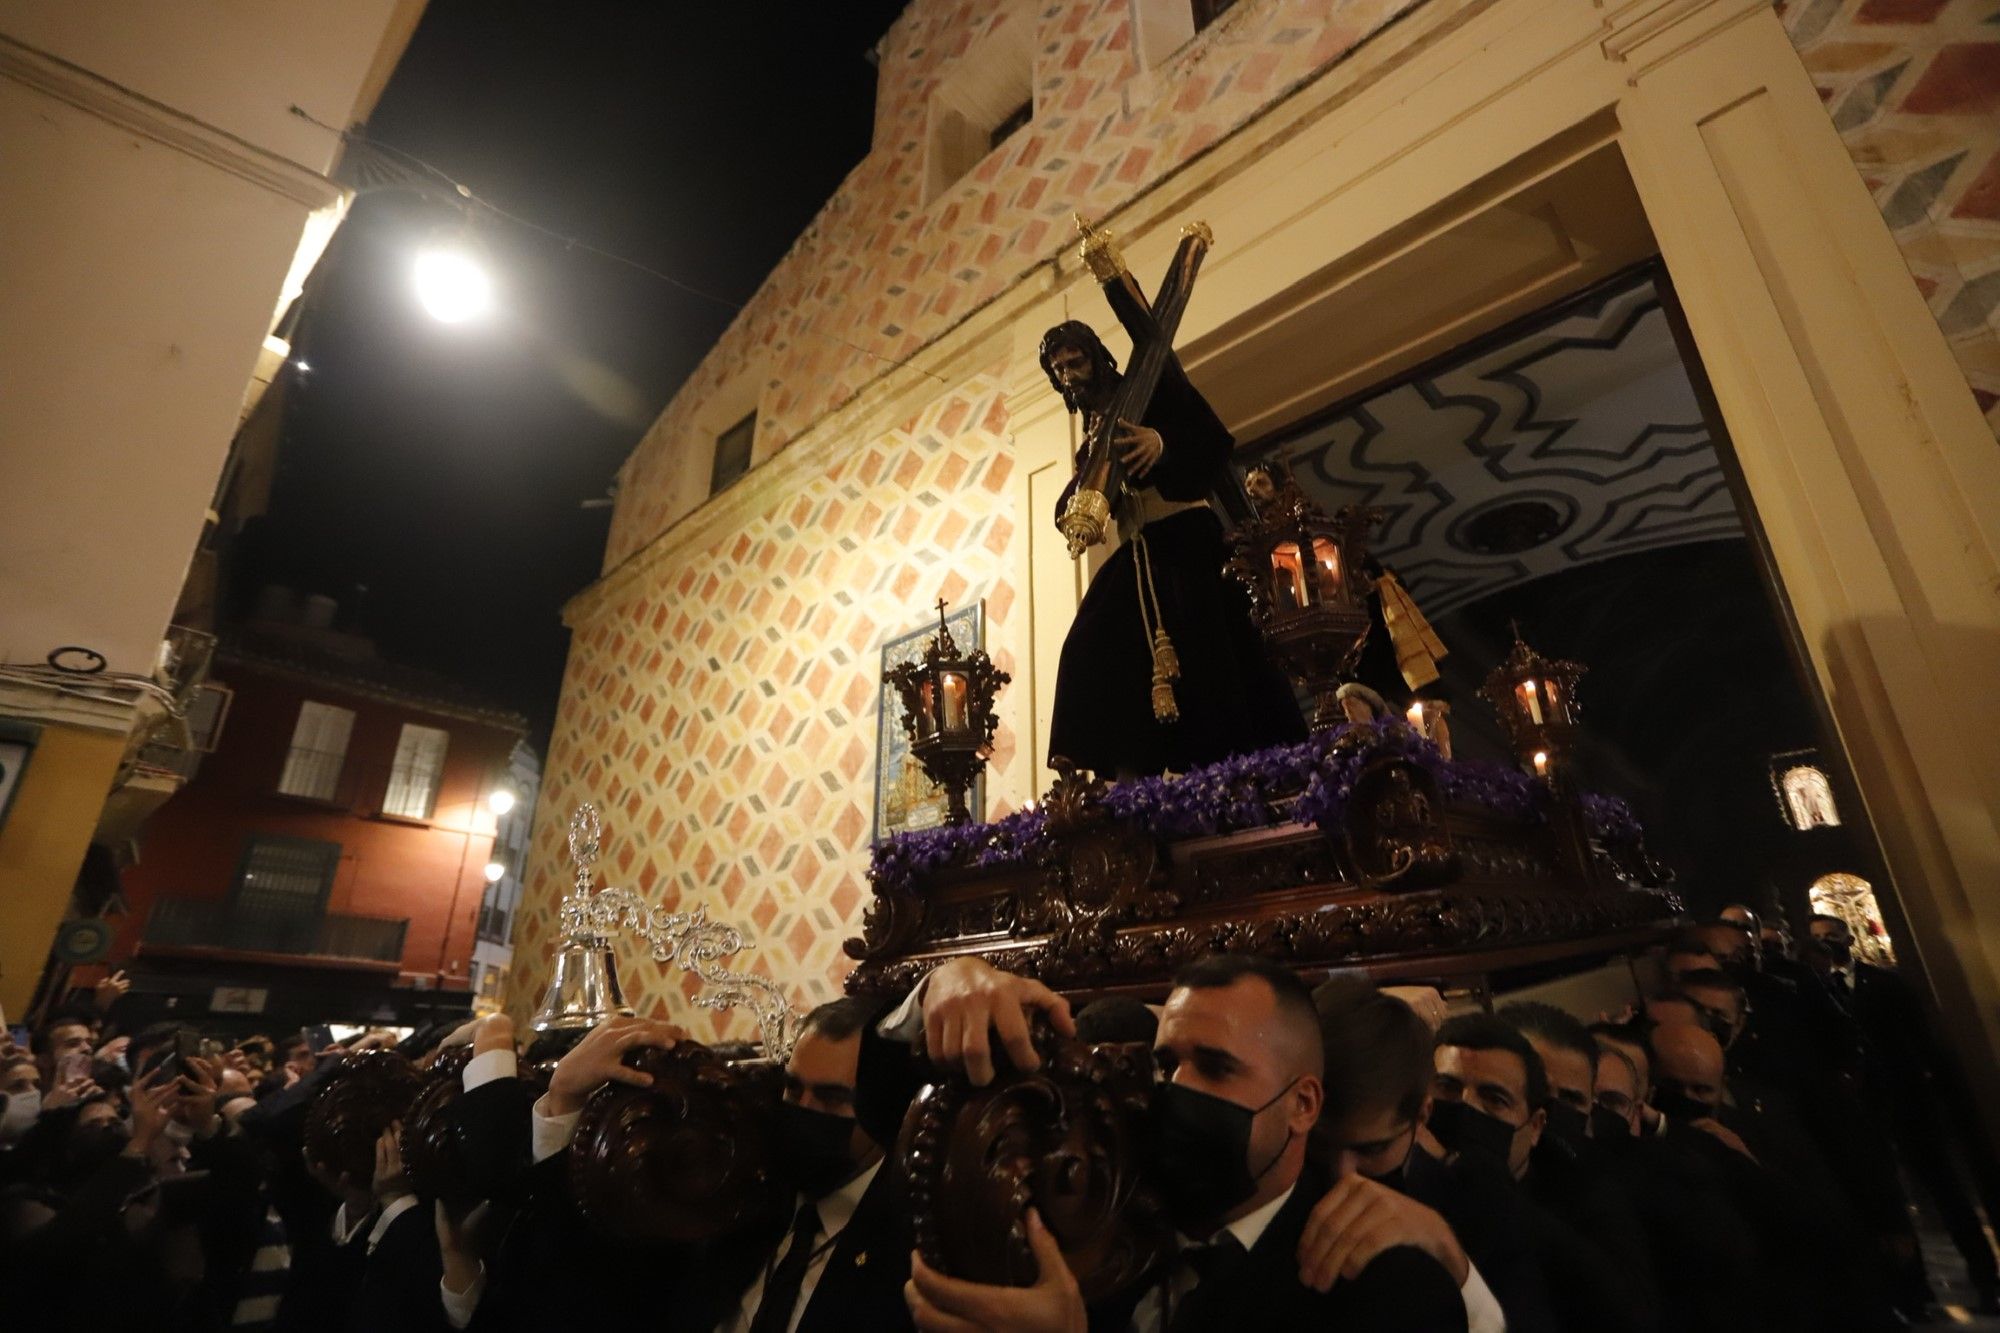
[1227, 258, 1894, 944]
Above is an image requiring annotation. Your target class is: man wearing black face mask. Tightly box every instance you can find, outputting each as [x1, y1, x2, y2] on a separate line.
[689, 997, 913, 1333]
[1304, 980, 1541, 1333]
[905, 954, 1464, 1332]
[1497, 1004, 1660, 1333]
[1650, 1020, 1896, 1333]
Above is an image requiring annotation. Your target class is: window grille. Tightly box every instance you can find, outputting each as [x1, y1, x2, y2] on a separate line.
[233, 835, 341, 916]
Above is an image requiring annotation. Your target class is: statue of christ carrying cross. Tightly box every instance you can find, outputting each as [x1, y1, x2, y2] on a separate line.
[1041, 218, 1303, 778]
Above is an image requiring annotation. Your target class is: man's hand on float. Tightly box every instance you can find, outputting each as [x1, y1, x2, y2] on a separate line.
[545, 1015, 683, 1116]
[1114, 421, 1164, 479]
[906, 1209, 1086, 1332]
[920, 957, 1075, 1087]
[1298, 1169, 1470, 1292]
[471, 1013, 516, 1057]
[1380, 986, 1449, 1034]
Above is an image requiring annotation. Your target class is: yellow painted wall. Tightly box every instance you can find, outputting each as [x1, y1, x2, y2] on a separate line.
[0, 724, 125, 1019]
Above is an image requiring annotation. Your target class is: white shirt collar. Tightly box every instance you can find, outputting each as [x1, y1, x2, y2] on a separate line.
[809, 1158, 882, 1239]
[1207, 1183, 1295, 1255]
[367, 1194, 420, 1253]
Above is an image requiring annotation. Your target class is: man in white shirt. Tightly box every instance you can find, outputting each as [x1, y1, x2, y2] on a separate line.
[902, 953, 1466, 1333]
[514, 1000, 916, 1333]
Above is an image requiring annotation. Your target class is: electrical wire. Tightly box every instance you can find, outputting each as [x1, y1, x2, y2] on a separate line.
[287, 106, 948, 385]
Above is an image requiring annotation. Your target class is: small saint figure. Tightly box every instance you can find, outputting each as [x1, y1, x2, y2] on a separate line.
[1041, 318, 1303, 777]
[1335, 681, 1391, 727]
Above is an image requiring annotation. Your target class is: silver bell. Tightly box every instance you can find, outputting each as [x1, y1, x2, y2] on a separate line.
[530, 938, 634, 1032]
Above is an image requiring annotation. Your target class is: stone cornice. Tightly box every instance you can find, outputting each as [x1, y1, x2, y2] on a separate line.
[0, 679, 143, 738]
[0, 33, 344, 212]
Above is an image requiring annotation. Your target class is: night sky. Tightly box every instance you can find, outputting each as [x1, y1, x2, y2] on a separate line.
[246, 1, 909, 743]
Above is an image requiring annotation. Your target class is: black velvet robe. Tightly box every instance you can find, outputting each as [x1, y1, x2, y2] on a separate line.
[1047, 354, 1303, 776]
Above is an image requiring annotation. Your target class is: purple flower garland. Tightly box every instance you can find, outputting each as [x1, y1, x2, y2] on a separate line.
[868, 723, 1646, 898]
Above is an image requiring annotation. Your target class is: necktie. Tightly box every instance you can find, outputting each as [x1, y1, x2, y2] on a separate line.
[750, 1201, 823, 1333]
[1164, 1234, 1245, 1333]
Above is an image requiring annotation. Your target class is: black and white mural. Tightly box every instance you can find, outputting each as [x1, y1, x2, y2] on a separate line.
[1246, 272, 1741, 618]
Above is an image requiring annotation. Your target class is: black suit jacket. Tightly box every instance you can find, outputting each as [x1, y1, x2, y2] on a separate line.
[673, 1162, 915, 1333]
[346, 1202, 448, 1333]
[1397, 1145, 1558, 1333]
[1092, 1164, 1467, 1332]
[1520, 1137, 1661, 1333]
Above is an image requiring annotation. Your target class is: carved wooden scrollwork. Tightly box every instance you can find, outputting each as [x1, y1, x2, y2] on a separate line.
[1017, 766, 1178, 970]
[567, 1042, 785, 1246]
[304, 1049, 425, 1185]
[846, 883, 1677, 996]
[399, 1044, 472, 1201]
[1344, 757, 1457, 888]
[900, 1025, 1170, 1303]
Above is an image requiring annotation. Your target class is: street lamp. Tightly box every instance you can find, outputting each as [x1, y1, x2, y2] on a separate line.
[483, 859, 506, 884]
[487, 788, 517, 816]
[413, 244, 493, 323]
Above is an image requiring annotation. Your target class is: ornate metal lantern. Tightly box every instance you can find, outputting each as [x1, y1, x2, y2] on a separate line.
[886, 600, 1010, 825]
[1477, 627, 1586, 778]
[1225, 468, 1383, 730]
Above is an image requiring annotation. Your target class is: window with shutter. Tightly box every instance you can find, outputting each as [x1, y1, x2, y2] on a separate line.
[276, 702, 355, 800]
[382, 723, 450, 819]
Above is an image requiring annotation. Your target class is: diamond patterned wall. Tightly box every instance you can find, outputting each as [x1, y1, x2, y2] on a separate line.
[510, 370, 1023, 1037]
[517, 0, 1438, 1034]
[605, 0, 1426, 570]
[1782, 0, 2000, 441]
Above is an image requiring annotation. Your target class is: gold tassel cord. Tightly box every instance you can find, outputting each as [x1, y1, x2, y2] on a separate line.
[1132, 530, 1180, 724]
[1376, 570, 1447, 691]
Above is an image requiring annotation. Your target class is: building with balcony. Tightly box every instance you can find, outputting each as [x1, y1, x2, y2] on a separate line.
[96, 595, 528, 1033]
[0, 0, 428, 1020]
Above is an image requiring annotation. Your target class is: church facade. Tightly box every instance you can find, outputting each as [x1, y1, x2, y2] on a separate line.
[514, 0, 2000, 1129]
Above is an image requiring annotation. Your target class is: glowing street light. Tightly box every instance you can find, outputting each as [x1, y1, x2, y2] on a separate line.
[483, 859, 507, 883]
[487, 788, 517, 815]
[413, 245, 493, 323]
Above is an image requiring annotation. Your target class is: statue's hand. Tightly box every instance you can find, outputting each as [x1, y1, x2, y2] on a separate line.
[1114, 421, 1164, 479]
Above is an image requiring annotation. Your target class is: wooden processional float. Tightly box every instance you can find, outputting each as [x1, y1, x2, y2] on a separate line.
[306, 214, 1680, 1300]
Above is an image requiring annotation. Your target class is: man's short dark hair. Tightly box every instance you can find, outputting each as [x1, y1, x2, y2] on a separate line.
[1437, 1012, 1549, 1109]
[1315, 979, 1432, 1127]
[31, 1010, 94, 1054]
[1074, 997, 1158, 1046]
[801, 996, 881, 1044]
[1172, 953, 1323, 1078]
[1704, 916, 1755, 938]
[1497, 1001, 1597, 1080]
[1807, 913, 1848, 931]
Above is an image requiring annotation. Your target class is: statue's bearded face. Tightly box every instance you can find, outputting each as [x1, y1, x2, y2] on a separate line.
[1048, 343, 1094, 393]
[1040, 322, 1119, 414]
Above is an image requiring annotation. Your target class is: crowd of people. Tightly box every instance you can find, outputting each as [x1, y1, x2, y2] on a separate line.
[1, 908, 1991, 1332]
